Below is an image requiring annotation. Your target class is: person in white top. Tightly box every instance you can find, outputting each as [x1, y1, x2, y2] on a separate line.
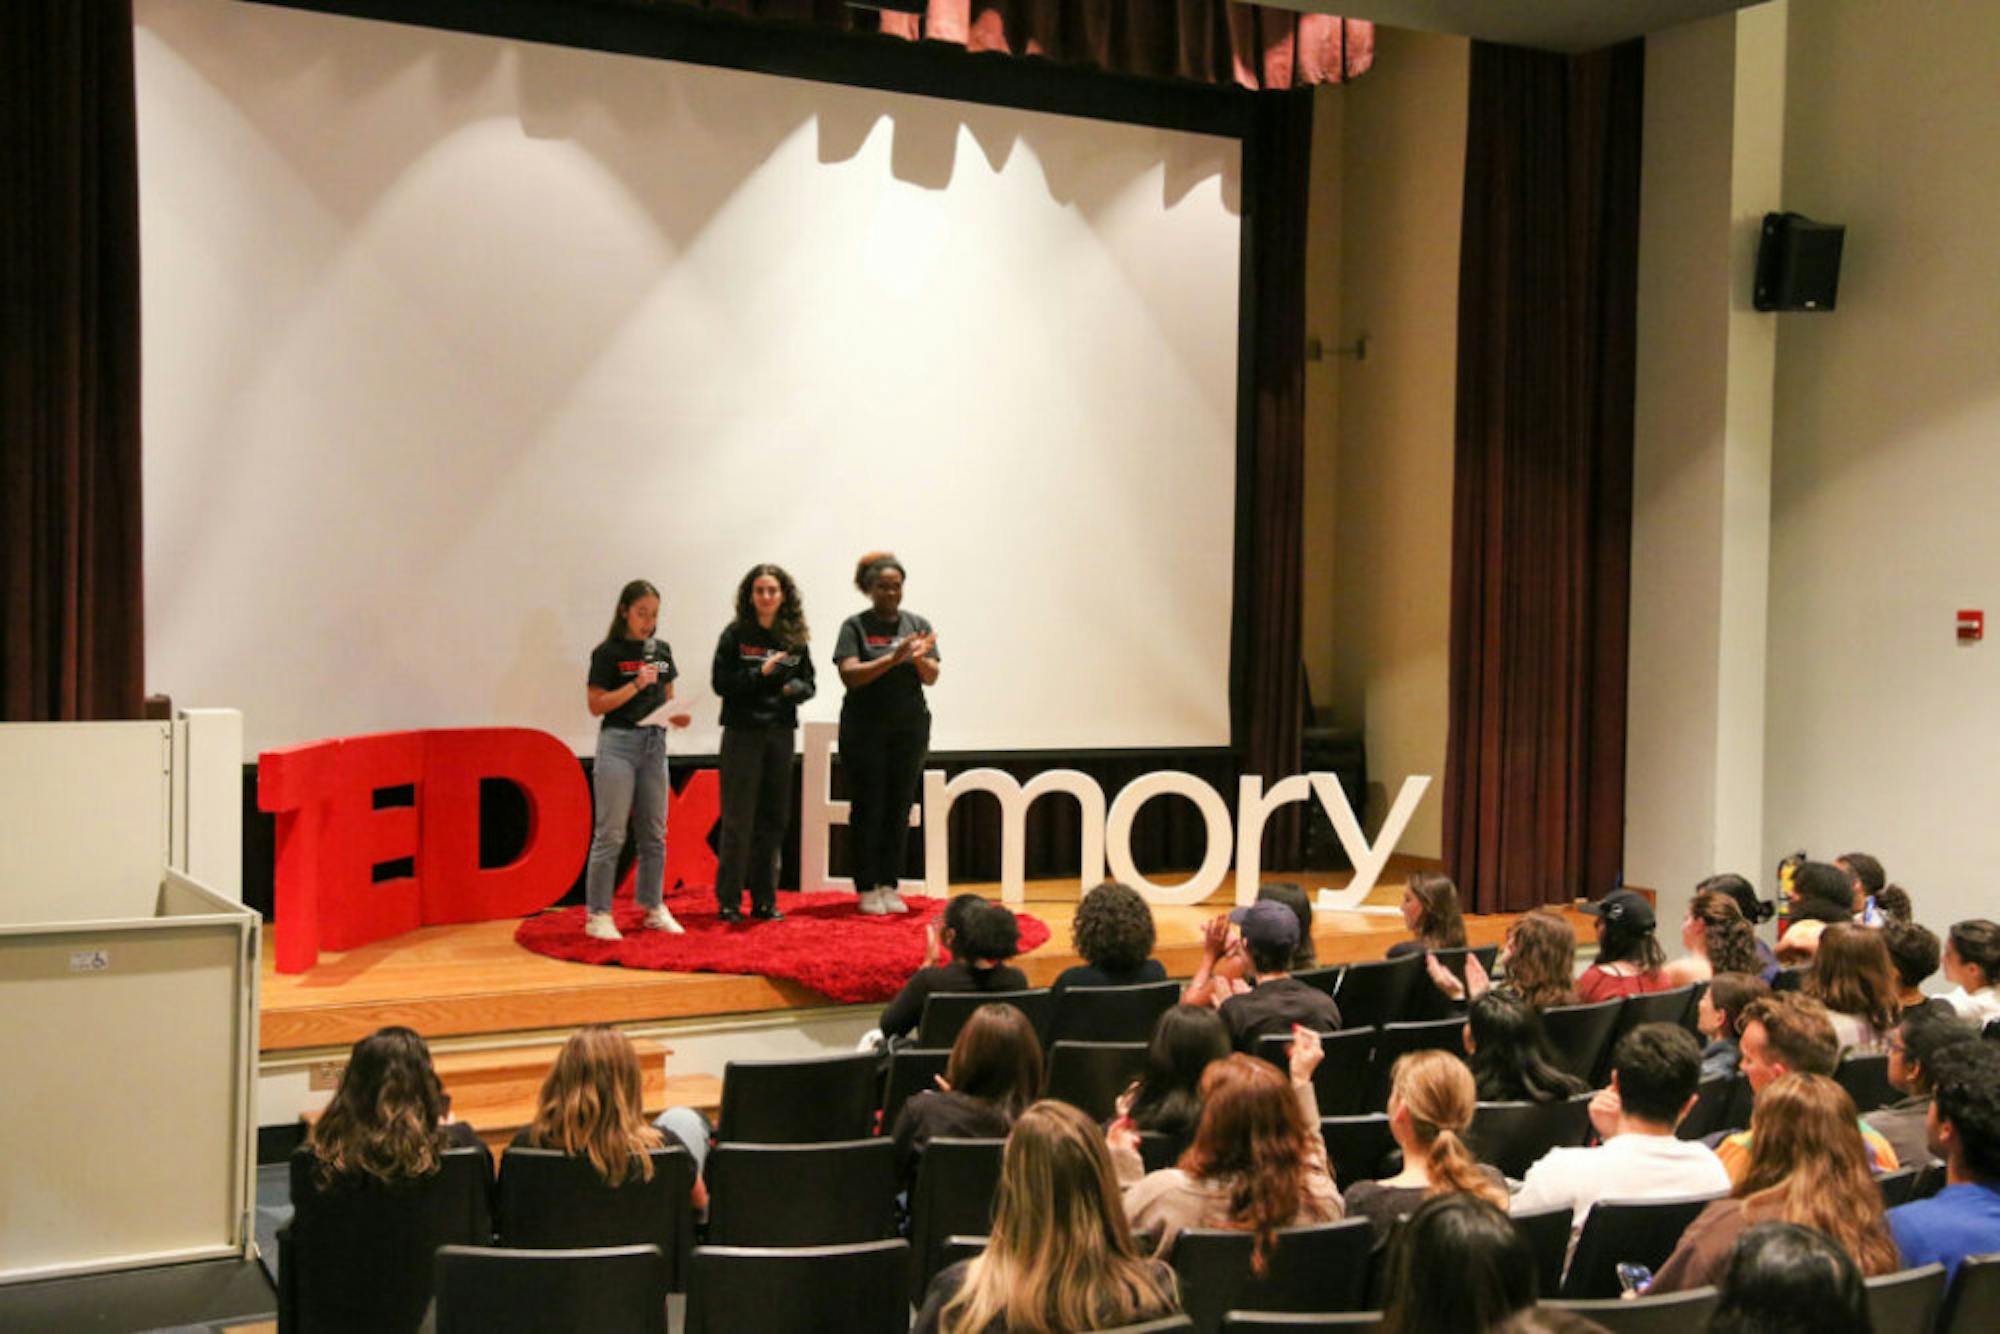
[1938, 921, 2000, 1027]
[1510, 1023, 1731, 1258]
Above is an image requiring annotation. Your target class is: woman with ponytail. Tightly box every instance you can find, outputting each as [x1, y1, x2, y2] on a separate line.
[1665, 888, 1764, 987]
[1344, 1049, 1508, 1242]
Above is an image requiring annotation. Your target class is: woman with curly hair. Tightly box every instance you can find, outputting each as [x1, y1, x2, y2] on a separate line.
[1051, 881, 1166, 996]
[710, 563, 815, 922]
[303, 1026, 475, 1189]
[1665, 888, 1764, 986]
[1425, 909, 1578, 1013]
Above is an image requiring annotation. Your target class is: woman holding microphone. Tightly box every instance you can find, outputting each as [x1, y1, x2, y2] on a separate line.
[835, 552, 939, 915]
[582, 579, 688, 941]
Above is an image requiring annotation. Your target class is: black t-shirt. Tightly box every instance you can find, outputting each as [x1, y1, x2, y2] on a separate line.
[834, 610, 937, 728]
[879, 958, 1029, 1040]
[1218, 977, 1344, 1051]
[588, 636, 678, 730]
[1049, 959, 1169, 997]
[711, 622, 816, 730]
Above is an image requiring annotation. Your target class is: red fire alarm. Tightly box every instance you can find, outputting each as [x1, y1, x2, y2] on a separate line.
[1959, 609, 1984, 643]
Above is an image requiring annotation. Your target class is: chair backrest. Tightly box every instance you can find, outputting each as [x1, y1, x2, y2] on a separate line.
[1540, 998, 1627, 1085]
[1468, 1095, 1594, 1180]
[1318, 1115, 1397, 1192]
[434, 1244, 667, 1334]
[1864, 1262, 1947, 1334]
[1172, 1219, 1376, 1334]
[1333, 956, 1421, 1030]
[1221, 1315, 1381, 1332]
[1048, 980, 1183, 1044]
[1093, 1317, 1197, 1333]
[1834, 1051, 1900, 1114]
[1046, 1040, 1151, 1121]
[1876, 1166, 1920, 1208]
[1914, 1160, 1949, 1199]
[1562, 1193, 1727, 1299]
[1675, 1072, 1746, 1142]
[1612, 986, 1700, 1056]
[1683, 981, 1710, 1035]
[717, 1051, 879, 1143]
[1544, 1287, 1721, 1333]
[1941, 1251, 2000, 1334]
[938, 1233, 987, 1271]
[918, 988, 1054, 1047]
[1368, 1018, 1467, 1103]
[1291, 965, 1346, 1001]
[1403, 947, 1483, 1022]
[496, 1146, 693, 1291]
[1139, 1129, 1194, 1174]
[283, 1146, 493, 1333]
[882, 1046, 951, 1134]
[704, 1138, 898, 1247]
[1510, 1205, 1575, 1298]
[907, 1136, 1007, 1302]
[685, 1239, 910, 1334]
[1256, 1026, 1377, 1117]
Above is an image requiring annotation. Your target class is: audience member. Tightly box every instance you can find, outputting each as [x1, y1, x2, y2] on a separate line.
[1938, 919, 2000, 1026]
[1109, 1032, 1342, 1263]
[1380, 1194, 1536, 1334]
[512, 1025, 707, 1208]
[1806, 922, 1903, 1053]
[1784, 861, 1856, 927]
[1345, 1049, 1508, 1243]
[914, 1100, 1180, 1334]
[1575, 890, 1674, 1003]
[1650, 1073, 1898, 1292]
[1873, 883, 1914, 925]
[1665, 889, 1764, 987]
[304, 1026, 481, 1192]
[1881, 920, 1943, 1012]
[1464, 991, 1589, 1104]
[1429, 908, 1581, 1013]
[880, 900, 1029, 1041]
[1719, 993, 1898, 1183]
[1386, 871, 1468, 957]
[1209, 902, 1341, 1050]
[1118, 1005, 1232, 1140]
[926, 893, 988, 966]
[893, 1002, 1043, 1190]
[1049, 881, 1166, 996]
[1836, 851, 1887, 923]
[1771, 918, 1826, 981]
[1886, 1039, 2000, 1281]
[1511, 1024, 1729, 1248]
[1696, 972, 1771, 1079]
[1257, 881, 1320, 971]
[1705, 1221, 1872, 1334]
[1700, 873, 1782, 982]
[1866, 1005, 1978, 1170]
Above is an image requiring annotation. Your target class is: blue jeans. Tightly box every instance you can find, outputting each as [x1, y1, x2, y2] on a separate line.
[585, 726, 667, 914]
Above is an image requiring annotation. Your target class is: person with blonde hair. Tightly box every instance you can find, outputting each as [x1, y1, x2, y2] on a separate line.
[512, 1025, 708, 1207]
[1650, 1073, 1900, 1292]
[1345, 1049, 1508, 1241]
[914, 1101, 1180, 1334]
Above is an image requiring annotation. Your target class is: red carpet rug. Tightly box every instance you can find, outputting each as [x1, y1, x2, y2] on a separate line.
[514, 889, 1052, 1004]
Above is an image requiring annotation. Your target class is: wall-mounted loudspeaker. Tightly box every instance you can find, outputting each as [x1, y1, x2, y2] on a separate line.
[1754, 212, 1846, 311]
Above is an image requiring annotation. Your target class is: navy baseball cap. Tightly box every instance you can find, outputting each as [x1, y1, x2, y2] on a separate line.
[1229, 899, 1301, 952]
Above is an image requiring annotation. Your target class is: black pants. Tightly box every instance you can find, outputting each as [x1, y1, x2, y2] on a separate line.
[715, 725, 795, 913]
[839, 712, 930, 894]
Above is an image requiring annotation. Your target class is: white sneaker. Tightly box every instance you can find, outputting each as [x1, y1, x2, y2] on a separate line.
[584, 912, 624, 941]
[857, 890, 890, 916]
[878, 887, 910, 914]
[642, 906, 685, 934]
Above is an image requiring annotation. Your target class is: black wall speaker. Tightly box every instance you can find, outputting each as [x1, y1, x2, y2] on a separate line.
[1754, 212, 1846, 311]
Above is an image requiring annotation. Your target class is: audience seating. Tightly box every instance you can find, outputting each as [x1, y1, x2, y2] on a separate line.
[1468, 1094, 1594, 1179]
[1545, 1286, 1720, 1332]
[1509, 1205, 1575, 1298]
[917, 988, 1054, 1047]
[1048, 980, 1182, 1044]
[1221, 1314, 1380, 1331]
[1332, 956, 1422, 1031]
[1096, 1318, 1197, 1333]
[1403, 946, 1499, 1022]
[1683, 981, 1710, 1034]
[1607, 987, 1700, 1076]
[704, 1139, 897, 1246]
[278, 1145, 493, 1334]
[1561, 1192, 1725, 1299]
[1172, 1219, 1376, 1333]
[495, 1145, 694, 1292]
[1367, 1018, 1467, 1103]
[716, 1052, 879, 1144]
[1984, 1018, 2000, 1043]
[685, 1239, 910, 1334]
[1834, 1051, 1899, 1114]
[1257, 1026, 1376, 1117]
[1291, 965, 1346, 1002]
[907, 1136, 1007, 1301]
[1941, 1251, 2000, 1334]
[1540, 999, 1626, 1086]
[938, 1233, 987, 1271]
[1046, 1040, 1150, 1121]
[1140, 1129, 1193, 1173]
[1864, 1262, 1947, 1333]
[1318, 1115, 1397, 1192]
[1676, 1072, 1747, 1142]
[1876, 1166, 1919, 1208]
[433, 1243, 666, 1334]
[1914, 1160, 1948, 1199]
[881, 1046, 951, 1134]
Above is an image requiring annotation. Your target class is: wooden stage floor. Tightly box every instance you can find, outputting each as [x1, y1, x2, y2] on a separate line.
[260, 857, 1585, 1055]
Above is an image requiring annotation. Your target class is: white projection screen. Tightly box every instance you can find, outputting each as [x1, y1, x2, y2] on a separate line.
[135, 0, 1242, 759]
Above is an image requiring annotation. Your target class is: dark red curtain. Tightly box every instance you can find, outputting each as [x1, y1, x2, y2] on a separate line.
[1, 0, 145, 723]
[1443, 40, 1642, 913]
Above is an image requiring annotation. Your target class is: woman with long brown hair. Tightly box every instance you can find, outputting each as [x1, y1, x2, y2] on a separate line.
[1388, 872, 1467, 957]
[1649, 1072, 1900, 1292]
[1345, 1050, 1508, 1242]
[1807, 922, 1903, 1053]
[512, 1025, 708, 1207]
[891, 1002, 1043, 1190]
[1665, 888, 1763, 986]
[914, 1100, 1180, 1334]
[1108, 1031, 1341, 1268]
[305, 1026, 466, 1189]
[1425, 908, 1579, 1013]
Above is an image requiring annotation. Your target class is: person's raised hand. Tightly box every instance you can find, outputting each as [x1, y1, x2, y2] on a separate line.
[1201, 914, 1233, 962]
[1588, 1084, 1623, 1139]
[1106, 1116, 1140, 1156]
[634, 662, 659, 689]
[932, 1073, 954, 1094]
[1426, 952, 1467, 1002]
[1464, 952, 1492, 1001]
[1289, 1025, 1325, 1084]
[922, 919, 941, 968]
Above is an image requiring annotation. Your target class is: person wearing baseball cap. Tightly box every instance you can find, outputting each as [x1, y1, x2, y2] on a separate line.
[1203, 900, 1343, 1051]
[1576, 888, 1674, 1004]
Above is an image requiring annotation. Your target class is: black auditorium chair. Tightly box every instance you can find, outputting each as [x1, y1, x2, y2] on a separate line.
[1545, 1287, 1721, 1333]
[716, 1051, 879, 1143]
[881, 1046, 951, 1134]
[703, 1139, 898, 1246]
[1609, 987, 1701, 1067]
[917, 988, 1053, 1048]
[1913, 1160, 1948, 1199]
[1540, 998, 1626, 1086]
[1875, 1166, 1920, 1208]
[1509, 1205, 1574, 1298]
[685, 1239, 910, 1334]
[1683, 981, 1711, 1035]
[1332, 956, 1421, 1031]
[938, 1234, 987, 1272]
[1834, 1051, 1900, 1115]
[434, 1243, 667, 1334]
[279, 1144, 493, 1333]
[1172, 1219, 1375, 1334]
[1561, 1193, 1725, 1299]
[1676, 1072, 1745, 1142]
[1256, 1026, 1375, 1117]
[1941, 1252, 2000, 1334]
[907, 1137, 1007, 1302]
[1291, 965, 1346, 1002]
[1140, 1129, 1193, 1173]
[1403, 946, 1495, 1023]
[1045, 1040, 1150, 1121]
[1467, 1094, 1594, 1180]
[1864, 1263, 1947, 1334]
[496, 1145, 694, 1291]
[1222, 1315, 1382, 1332]
[1048, 980, 1182, 1044]
[1095, 1318, 1197, 1333]
[1317, 1115, 1397, 1192]
[1367, 1018, 1466, 1103]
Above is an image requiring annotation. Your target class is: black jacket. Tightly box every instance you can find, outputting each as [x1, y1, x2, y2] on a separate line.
[712, 623, 816, 729]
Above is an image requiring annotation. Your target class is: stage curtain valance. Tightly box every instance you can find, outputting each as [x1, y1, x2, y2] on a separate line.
[1443, 40, 1643, 914]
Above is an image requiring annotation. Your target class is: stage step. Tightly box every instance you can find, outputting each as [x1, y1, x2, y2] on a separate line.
[428, 1041, 722, 1155]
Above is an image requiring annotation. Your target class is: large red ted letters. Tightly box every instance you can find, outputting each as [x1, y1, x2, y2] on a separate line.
[259, 728, 592, 973]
